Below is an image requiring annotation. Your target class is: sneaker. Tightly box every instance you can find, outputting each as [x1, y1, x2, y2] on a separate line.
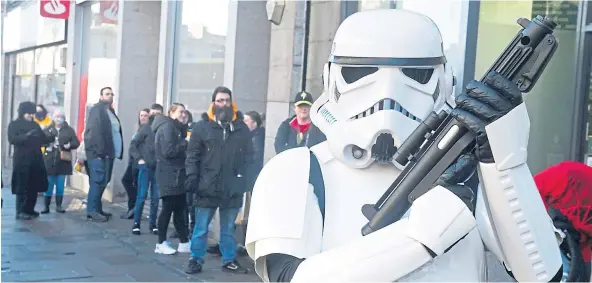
[177, 241, 191, 253]
[132, 223, 141, 235]
[185, 258, 202, 274]
[99, 210, 113, 218]
[149, 224, 158, 235]
[155, 241, 177, 255]
[222, 260, 249, 274]
[87, 212, 109, 222]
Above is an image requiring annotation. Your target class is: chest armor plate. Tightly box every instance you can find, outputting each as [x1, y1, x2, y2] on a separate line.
[319, 160, 400, 251]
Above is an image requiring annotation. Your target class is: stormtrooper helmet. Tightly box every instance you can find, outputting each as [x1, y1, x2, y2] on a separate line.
[311, 9, 455, 169]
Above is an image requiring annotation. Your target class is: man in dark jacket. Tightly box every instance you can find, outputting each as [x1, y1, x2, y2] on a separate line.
[185, 86, 253, 274]
[83, 87, 123, 222]
[8, 101, 55, 220]
[274, 91, 326, 154]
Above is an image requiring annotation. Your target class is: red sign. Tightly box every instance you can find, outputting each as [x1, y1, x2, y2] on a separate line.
[40, 0, 70, 20]
[100, 0, 119, 24]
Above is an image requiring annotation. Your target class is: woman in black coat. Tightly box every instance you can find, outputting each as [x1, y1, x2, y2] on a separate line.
[243, 111, 265, 192]
[40, 111, 80, 214]
[152, 103, 190, 254]
[8, 101, 55, 220]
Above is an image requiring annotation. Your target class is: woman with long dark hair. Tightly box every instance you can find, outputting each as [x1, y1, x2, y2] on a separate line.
[243, 111, 265, 190]
[130, 108, 159, 235]
[120, 109, 150, 219]
[152, 103, 190, 254]
[34, 104, 52, 130]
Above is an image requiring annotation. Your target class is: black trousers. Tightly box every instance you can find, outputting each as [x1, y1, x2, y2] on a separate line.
[121, 163, 138, 211]
[158, 194, 188, 243]
[16, 189, 38, 215]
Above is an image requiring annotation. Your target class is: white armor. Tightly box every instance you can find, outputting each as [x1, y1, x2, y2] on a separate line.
[246, 9, 562, 282]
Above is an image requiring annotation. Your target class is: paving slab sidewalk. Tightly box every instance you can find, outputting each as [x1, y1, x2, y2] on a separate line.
[1, 186, 261, 282]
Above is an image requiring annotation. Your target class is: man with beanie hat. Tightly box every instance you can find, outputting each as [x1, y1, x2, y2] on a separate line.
[8, 101, 56, 219]
[274, 91, 326, 153]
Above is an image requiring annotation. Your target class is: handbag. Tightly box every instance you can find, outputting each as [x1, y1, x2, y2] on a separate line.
[60, 150, 73, 161]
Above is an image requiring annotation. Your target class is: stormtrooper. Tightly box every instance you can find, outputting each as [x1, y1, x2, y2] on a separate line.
[246, 9, 564, 282]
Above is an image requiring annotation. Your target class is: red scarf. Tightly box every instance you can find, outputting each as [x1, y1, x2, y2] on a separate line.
[290, 118, 311, 144]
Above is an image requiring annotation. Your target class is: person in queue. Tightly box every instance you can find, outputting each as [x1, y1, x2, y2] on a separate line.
[152, 103, 191, 254]
[34, 104, 52, 130]
[184, 86, 253, 274]
[274, 91, 326, 154]
[130, 107, 160, 235]
[84, 87, 124, 222]
[41, 109, 80, 214]
[8, 102, 56, 220]
[120, 109, 150, 219]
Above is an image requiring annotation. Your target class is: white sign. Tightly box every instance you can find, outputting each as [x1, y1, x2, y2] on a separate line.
[42, 0, 67, 16]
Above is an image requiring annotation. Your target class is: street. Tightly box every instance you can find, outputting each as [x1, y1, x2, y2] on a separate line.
[0, 187, 260, 282]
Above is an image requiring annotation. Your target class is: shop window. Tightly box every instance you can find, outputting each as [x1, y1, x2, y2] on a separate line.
[77, 0, 120, 136]
[2, 0, 66, 53]
[171, 0, 230, 115]
[12, 51, 35, 120]
[474, 0, 580, 174]
[34, 44, 67, 115]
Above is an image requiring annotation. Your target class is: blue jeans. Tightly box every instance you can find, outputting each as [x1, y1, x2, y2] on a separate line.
[45, 175, 66, 197]
[133, 164, 159, 225]
[86, 158, 114, 214]
[561, 251, 570, 281]
[190, 207, 240, 265]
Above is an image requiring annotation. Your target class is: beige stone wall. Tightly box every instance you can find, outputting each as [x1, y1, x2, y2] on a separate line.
[305, 1, 342, 98]
[263, 0, 342, 162]
[263, 1, 297, 163]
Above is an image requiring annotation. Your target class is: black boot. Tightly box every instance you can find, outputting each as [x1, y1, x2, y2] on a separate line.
[16, 195, 33, 220]
[41, 196, 51, 214]
[55, 196, 66, 213]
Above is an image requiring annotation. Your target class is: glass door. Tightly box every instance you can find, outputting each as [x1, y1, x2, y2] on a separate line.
[37, 74, 66, 114]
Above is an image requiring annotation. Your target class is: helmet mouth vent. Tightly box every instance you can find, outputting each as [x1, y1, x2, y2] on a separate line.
[349, 98, 422, 122]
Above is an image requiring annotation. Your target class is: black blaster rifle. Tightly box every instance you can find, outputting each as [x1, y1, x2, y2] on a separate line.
[361, 15, 559, 236]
